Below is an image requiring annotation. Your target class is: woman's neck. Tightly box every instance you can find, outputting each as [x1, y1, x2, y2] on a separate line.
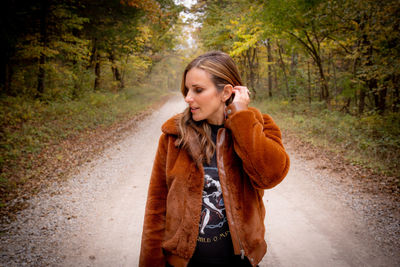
[206, 106, 225, 125]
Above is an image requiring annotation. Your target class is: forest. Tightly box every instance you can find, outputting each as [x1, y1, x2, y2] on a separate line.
[1, 0, 399, 207]
[191, 0, 400, 179]
[1, 0, 184, 97]
[194, 0, 400, 113]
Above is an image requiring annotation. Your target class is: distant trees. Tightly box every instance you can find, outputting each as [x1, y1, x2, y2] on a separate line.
[0, 0, 183, 100]
[193, 0, 400, 115]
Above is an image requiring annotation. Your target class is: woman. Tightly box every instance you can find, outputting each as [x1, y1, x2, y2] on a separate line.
[139, 51, 290, 267]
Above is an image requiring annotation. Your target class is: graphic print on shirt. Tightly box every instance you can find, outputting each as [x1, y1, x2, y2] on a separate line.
[199, 167, 228, 236]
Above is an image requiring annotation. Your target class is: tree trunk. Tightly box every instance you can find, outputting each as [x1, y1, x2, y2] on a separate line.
[88, 38, 97, 69]
[290, 50, 298, 100]
[315, 57, 329, 102]
[326, 53, 331, 85]
[371, 79, 380, 111]
[290, 30, 329, 103]
[379, 86, 387, 114]
[94, 61, 100, 90]
[273, 64, 278, 95]
[358, 87, 366, 115]
[332, 58, 338, 98]
[255, 48, 260, 91]
[4, 62, 13, 96]
[267, 39, 273, 97]
[114, 67, 124, 89]
[121, 52, 130, 89]
[360, 33, 379, 113]
[392, 74, 399, 112]
[277, 41, 290, 99]
[246, 48, 256, 94]
[315, 65, 321, 101]
[109, 52, 122, 89]
[36, 0, 49, 99]
[375, 80, 387, 114]
[37, 57, 45, 97]
[307, 61, 311, 104]
[0, 57, 12, 95]
[239, 55, 246, 86]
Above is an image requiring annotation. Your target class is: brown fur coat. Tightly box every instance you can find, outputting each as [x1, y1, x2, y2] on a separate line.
[139, 105, 290, 267]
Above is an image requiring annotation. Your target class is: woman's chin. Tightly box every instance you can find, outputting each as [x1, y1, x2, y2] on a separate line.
[191, 114, 204, 122]
[192, 116, 201, 122]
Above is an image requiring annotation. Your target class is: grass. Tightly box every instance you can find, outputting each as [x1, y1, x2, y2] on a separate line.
[252, 98, 400, 179]
[0, 85, 172, 200]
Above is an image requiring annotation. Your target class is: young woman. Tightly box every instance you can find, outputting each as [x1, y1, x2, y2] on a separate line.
[139, 51, 290, 267]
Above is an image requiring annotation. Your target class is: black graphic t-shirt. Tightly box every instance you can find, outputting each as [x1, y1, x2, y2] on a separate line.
[189, 124, 234, 265]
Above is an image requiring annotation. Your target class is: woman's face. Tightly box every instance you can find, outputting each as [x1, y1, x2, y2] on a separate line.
[184, 67, 226, 125]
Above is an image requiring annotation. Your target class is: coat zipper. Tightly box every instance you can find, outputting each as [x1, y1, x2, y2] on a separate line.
[216, 128, 246, 260]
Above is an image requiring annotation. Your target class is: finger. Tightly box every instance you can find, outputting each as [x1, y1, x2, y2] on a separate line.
[234, 86, 250, 94]
[233, 86, 245, 91]
[238, 88, 250, 97]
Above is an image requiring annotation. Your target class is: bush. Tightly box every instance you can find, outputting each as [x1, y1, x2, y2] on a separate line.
[253, 98, 400, 178]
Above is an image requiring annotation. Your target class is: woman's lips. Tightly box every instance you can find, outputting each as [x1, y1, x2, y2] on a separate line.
[190, 107, 199, 113]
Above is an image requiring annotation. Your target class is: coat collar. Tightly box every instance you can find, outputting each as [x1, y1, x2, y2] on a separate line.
[161, 113, 181, 135]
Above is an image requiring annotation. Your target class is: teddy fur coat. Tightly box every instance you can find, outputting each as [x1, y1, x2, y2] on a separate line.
[139, 104, 290, 267]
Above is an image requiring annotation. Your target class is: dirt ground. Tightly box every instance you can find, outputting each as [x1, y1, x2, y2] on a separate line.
[1, 95, 399, 267]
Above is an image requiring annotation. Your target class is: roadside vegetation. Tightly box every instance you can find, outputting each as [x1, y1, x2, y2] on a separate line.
[1, 85, 166, 194]
[253, 97, 400, 180]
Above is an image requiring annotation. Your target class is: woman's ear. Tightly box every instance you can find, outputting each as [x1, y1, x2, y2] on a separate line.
[222, 84, 233, 103]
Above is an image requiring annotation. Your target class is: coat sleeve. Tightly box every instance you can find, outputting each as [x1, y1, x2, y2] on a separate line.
[139, 133, 168, 267]
[224, 103, 290, 189]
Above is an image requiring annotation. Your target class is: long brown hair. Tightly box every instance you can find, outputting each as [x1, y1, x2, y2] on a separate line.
[175, 51, 243, 166]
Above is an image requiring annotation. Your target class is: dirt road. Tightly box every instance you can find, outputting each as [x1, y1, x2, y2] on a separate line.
[261, 152, 398, 267]
[1, 95, 399, 266]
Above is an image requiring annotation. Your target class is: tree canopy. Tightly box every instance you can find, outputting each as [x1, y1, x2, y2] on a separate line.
[192, 0, 400, 114]
[1, 0, 183, 100]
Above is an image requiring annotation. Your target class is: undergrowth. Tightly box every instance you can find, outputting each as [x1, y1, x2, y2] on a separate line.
[253, 98, 400, 179]
[0, 85, 170, 198]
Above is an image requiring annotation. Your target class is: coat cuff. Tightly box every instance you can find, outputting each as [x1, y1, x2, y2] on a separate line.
[226, 102, 248, 117]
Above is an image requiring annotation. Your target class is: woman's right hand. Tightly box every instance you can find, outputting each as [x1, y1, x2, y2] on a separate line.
[232, 86, 250, 107]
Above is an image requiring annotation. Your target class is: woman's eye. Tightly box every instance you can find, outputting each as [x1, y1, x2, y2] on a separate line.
[195, 88, 203, 93]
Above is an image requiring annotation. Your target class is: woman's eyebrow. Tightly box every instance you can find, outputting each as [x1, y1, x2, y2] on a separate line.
[187, 83, 203, 88]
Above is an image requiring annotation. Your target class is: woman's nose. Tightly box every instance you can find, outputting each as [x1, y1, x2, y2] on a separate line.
[185, 93, 193, 103]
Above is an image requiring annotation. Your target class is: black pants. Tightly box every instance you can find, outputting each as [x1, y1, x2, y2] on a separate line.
[166, 255, 256, 267]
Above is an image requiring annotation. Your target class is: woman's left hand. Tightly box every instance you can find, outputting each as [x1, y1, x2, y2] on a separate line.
[232, 86, 251, 106]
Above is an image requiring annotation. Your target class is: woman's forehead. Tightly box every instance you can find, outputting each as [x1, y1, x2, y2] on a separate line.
[185, 68, 213, 88]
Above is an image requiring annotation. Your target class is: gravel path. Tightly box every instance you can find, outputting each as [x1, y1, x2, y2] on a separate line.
[1, 95, 399, 267]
